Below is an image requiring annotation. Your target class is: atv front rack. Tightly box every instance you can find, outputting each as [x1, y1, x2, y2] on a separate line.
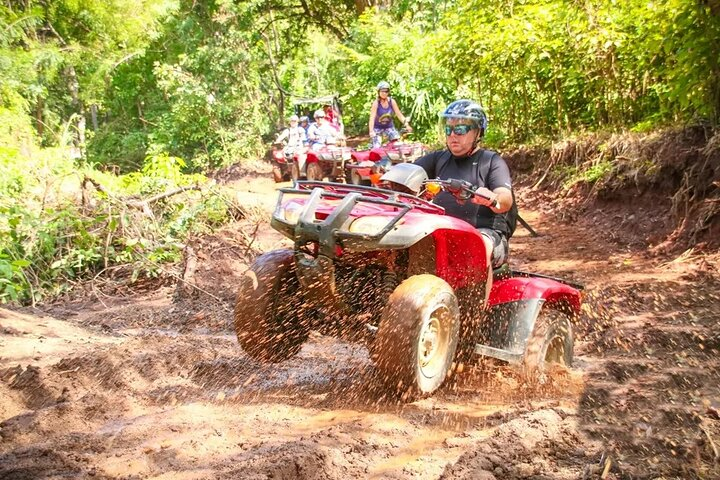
[272, 181, 438, 258]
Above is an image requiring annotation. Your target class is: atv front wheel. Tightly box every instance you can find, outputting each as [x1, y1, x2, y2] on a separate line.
[272, 165, 283, 183]
[234, 250, 309, 363]
[306, 162, 323, 181]
[522, 308, 573, 380]
[373, 274, 460, 398]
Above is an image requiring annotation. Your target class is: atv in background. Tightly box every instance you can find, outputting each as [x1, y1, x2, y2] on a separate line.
[291, 144, 353, 182]
[235, 165, 581, 399]
[346, 130, 427, 186]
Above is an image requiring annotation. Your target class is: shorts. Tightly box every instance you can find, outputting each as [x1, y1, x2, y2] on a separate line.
[372, 127, 400, 147]
[478, 228, 509, 268]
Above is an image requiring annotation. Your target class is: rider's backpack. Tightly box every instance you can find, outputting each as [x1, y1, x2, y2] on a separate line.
[435, 149, 518, 238]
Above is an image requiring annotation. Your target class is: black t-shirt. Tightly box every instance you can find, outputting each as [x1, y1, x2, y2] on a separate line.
[415, 149, 513, 235]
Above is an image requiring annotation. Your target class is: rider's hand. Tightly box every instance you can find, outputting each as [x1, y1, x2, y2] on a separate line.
[471, 187, 500, 209]
[405, 124, 413, 133]
[369, 132, 377, 138]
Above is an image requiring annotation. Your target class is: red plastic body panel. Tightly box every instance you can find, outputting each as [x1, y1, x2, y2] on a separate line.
[431, 227, 489, 290]
[351, 150, 371, 162]
[488, 276, 581, 314]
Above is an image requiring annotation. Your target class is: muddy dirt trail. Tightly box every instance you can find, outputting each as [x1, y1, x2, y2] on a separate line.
[1, 172, 719, 480]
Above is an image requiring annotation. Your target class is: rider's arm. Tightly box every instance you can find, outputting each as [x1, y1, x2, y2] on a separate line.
[275, 128, 288, 144]
[471, 156, 513, 213]
[391, 99, 410, 129]
[473, 186, 513, 213]
[368, 100, 378, 136]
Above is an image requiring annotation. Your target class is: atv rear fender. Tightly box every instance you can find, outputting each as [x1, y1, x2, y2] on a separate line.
[475, 277, 581, 363]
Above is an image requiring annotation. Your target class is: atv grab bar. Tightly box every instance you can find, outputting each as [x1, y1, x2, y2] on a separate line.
[273, 181, 417, 258]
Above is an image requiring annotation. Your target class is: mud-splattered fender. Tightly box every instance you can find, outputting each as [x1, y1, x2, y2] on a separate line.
[478, 277, 581, 363]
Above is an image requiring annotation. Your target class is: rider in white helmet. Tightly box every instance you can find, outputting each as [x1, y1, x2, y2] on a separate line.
[274, 114, 306, 157]
[368, 80, 412, 148]
[307, 109, 341, 151]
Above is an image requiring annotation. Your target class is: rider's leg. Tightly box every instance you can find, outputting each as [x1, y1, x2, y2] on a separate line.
[371, 128, 383, 148]
[478, 229, 509, 305]
[385, 127, 400, 142]
[480, 236, 494, 304]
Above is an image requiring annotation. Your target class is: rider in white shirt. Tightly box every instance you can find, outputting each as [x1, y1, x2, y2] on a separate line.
[307, 109, 341, 151]
[275, 114, 306, 156]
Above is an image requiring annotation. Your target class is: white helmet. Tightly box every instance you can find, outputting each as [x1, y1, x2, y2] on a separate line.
[379, 163, 428, 195]
[289, 114, 299, 122]
[314, 109, 326, 119]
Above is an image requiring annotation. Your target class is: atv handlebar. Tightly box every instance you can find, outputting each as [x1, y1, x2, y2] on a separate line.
[423, 178, 500, 209]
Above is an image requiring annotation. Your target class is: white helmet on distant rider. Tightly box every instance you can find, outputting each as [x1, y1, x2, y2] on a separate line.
[289, 114, 299, 122]
[376, 81, 391, 92]
[313, 109, 326, 120]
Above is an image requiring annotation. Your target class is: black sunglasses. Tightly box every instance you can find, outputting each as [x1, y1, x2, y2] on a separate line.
[379, 89, 390, 93]
[444, 124, 477, 136]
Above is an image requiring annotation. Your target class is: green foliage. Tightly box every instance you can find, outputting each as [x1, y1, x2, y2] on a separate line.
[434, 0, 720, 142]
[562, 160, 614, 190]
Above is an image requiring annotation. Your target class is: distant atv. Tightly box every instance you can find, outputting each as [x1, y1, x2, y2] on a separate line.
[234, 166, 582, 398]
[270, 142, 302, 183]
[292, 144, 353, 183]
[346, 135, 427, 186]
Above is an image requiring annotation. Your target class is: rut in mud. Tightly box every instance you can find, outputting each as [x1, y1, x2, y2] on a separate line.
[1, 171, 719, 480]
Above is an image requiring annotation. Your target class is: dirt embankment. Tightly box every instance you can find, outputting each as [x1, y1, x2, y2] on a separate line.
[1, 128, 719, 479]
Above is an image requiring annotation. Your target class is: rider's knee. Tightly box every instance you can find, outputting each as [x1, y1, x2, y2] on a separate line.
[478, 228, 509, 268]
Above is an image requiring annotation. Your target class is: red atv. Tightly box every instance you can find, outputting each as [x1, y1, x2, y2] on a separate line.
[292, 144, 353, 183]
[346, 135, 428, 186]
[234, 172, 582, 398]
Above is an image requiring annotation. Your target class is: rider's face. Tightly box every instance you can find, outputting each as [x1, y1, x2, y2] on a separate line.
[445, 119, 478, 157]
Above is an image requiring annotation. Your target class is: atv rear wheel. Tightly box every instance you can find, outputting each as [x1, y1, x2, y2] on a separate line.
[272, 165, 283, 183]
[522, 308, 573, 381]
[306, 162, 323, 181]
[373, 274, 460, 399]
[234, 250, 309, 363]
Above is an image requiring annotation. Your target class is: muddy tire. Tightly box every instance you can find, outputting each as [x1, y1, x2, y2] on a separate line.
[306, 162, 323, 181]
[290, 162, 300, 182]
[272, 165, 283, 183]
[522, 308, 574, 380]
[373, 274, 460, 399]
[234, 250, 309, 363]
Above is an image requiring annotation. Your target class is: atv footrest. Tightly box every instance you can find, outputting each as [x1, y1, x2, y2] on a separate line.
[473, 344, 523, 364]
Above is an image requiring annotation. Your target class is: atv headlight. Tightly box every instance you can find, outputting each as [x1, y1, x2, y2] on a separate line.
[348, 216, 393, 236]
[281, 201, 304, 224]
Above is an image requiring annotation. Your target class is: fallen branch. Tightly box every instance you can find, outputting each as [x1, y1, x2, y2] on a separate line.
[127, 185, 201, 208]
